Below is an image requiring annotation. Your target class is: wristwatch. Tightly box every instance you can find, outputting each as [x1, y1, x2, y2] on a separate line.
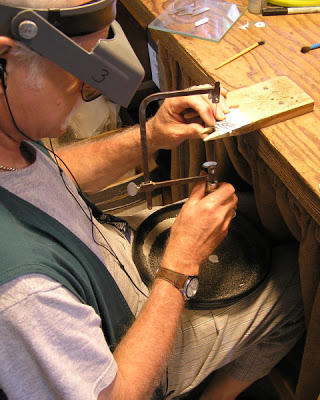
[156, 267, 199, 300]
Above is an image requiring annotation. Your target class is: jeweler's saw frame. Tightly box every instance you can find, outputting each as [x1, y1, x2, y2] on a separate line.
[127, 83, 220, 209]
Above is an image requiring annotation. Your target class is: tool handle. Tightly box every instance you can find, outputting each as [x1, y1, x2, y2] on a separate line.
[311, 43, 320, 50]
[262, 7, 288, 15]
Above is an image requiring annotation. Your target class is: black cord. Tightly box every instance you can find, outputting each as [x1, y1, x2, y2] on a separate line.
[1, 72, 147, 299]
[49, 140, 148, 299]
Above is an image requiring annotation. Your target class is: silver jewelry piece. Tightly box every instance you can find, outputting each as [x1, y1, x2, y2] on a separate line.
[232, 209, 237, 218]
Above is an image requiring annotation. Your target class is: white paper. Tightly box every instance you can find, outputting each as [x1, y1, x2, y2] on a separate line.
[203, 108, 251, 141]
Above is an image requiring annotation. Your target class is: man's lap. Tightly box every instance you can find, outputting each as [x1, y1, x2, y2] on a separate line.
[121, 194, 304, 397]
[163, 242, 305, 397]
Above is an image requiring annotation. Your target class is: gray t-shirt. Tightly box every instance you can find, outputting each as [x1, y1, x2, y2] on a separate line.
[0, 142, 148, 399]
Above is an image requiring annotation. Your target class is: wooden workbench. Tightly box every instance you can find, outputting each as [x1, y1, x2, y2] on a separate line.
[119, 1, 320, 398]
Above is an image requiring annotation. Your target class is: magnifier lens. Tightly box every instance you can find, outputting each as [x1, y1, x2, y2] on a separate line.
[81, 83, 102, 102]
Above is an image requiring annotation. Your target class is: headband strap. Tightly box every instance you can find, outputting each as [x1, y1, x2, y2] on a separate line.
[0, 0, 115, 37]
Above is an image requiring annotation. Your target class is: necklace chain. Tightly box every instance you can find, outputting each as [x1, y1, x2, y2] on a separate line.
[0, 163, 28, 171]
[0, 144, 30, 171]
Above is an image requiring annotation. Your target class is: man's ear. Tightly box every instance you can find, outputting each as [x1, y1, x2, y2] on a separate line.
[0, 38, 14, 95]
[0, 36, 15, 57]
[0, 57, 6, 84]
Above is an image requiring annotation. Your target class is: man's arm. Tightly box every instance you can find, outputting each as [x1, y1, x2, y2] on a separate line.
[55, 87, 229, 195]
[98, 180, 237, 400]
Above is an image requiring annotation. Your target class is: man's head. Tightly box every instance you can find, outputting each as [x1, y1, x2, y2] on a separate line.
[0, 0, 109, 89]
[0, 0, 144, 106]
[0, 0, 144, 141]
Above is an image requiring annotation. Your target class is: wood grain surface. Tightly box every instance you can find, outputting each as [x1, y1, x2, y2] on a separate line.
[121, 0, 320, 225]
[204, 76, 314, 140]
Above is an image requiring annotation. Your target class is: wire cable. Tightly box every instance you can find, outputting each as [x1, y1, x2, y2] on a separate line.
[49, 139, 148, 299]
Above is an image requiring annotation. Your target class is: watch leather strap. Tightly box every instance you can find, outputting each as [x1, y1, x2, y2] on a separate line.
[156, 267, 188, 290]
[156, 267, 199, 300]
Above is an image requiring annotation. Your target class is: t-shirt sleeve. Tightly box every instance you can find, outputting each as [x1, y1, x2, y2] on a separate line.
[0, 274, 117, 400]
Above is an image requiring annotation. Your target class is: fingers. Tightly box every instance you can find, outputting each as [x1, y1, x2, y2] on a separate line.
[148, 83, 230, 149]
[187, 84, 230, 124]
[187, 172, 207, 203]
[204, 182, 238, 219]
[169, 84, 229, 124]
[188, 180, 237, 213]
[220, 86, 228, 97]
[219, 93, 230, 115]
[165, 182, 238, 271]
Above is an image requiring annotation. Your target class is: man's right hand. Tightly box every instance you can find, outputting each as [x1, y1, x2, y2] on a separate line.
[161, 180, 238, 277]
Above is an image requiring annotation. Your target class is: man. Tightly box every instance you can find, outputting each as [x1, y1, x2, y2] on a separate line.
[0, 0, 304, 399]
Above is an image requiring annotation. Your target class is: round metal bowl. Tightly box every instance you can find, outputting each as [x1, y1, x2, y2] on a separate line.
[133, 202, 271, 309]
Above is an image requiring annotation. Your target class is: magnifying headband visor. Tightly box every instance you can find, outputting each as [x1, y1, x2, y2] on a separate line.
[0, 0, 145, 107]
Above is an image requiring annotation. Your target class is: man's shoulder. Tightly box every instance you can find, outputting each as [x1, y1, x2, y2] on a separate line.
[0, 274, 62, 313]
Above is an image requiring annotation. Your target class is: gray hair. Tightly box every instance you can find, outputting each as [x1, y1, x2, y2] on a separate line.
[10, 43, 46, 89]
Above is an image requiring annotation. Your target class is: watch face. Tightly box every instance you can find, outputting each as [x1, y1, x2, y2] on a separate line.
[186, 277, 199, 299]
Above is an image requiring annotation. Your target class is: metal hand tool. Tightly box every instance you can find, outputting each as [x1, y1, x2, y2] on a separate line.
[127, 83, 220, 209]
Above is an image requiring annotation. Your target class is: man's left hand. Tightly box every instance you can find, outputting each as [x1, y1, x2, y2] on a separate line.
[147, 84, 229, 150]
